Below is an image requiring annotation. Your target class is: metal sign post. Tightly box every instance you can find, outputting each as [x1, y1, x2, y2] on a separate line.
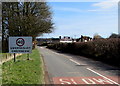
[14, 53, 16, 62]
[27, 54, 29, 60]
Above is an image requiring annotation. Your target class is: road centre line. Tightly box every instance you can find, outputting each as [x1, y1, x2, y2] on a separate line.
[86, 68, 120, 85]
[40, 47, 44, 49]
[49, 50, 81, 65]
[46, 48, 72, 59]
[54, 52, 72, 59]
[46, 48, 89, 66]
[69, 59, 81, 65]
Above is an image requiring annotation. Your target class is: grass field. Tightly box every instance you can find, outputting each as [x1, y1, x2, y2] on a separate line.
[2, 49, 44, 85]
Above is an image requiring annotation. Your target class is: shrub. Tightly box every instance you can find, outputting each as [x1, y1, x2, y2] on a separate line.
[47, 38, 120, 66]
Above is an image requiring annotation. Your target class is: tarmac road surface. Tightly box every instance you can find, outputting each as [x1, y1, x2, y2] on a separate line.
[37, 46, 120, 85]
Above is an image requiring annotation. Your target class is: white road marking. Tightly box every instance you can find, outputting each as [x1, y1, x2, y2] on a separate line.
[40, 47, 44, 49]
[46, 48, 88, 66]
[70, 79, 77, 84]
[69, 59, 80, 65]
[86, 68, 120, 85]
[49, 50, 72, 59]
[82, 78, 96, 84]
[92, 78, 114, 84]
[59, 79, 71, 84]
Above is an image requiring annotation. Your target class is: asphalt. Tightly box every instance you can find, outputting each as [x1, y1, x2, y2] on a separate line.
[37, 46, 120, 85]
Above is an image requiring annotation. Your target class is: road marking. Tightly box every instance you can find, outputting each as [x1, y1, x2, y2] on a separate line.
[53, 77, 119, 84]
[45, 48, 72, 59]
[46, 48, 87, 66]
[48, 49, 72, 59]
[82, 78, 96, 84]
[55, 53, 72, 59]
[71, 78, 77, 84]
[59, 78, 71, 84]
[86, 68, 120, 85]
[40, 47, 44, 49]
[69, 59, 80, 65]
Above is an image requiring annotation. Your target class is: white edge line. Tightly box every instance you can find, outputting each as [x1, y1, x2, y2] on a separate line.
[86, 68, 120, 85]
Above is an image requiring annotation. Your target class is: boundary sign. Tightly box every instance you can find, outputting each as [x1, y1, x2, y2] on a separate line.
[9, 37, 32, 53]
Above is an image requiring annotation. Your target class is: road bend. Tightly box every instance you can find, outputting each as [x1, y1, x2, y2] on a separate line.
[37, 46, 120, 85]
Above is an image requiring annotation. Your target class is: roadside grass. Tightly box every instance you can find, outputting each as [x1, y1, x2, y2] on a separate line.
[2, 49, 44, 85]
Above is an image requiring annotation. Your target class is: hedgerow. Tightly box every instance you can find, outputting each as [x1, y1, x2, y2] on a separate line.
[47, 38, 120, 67]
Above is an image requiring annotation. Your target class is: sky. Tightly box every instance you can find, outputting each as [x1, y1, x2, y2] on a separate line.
[39, 0, 119, 38]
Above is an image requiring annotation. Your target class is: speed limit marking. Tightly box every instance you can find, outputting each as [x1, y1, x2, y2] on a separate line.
[16, 38, 25, 46]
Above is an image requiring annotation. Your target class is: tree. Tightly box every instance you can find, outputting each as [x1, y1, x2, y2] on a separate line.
[93, 33, 102, 40]
[2, 2, 54, 52]
[109, 33, 120, 38]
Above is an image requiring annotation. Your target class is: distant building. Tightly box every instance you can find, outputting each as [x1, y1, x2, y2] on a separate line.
[60, 36, 74, 43]
[76, 35, 92, 42]
[36, 35, 93, 45]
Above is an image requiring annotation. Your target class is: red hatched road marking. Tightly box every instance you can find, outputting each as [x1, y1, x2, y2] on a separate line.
[53, 76, 120, 85]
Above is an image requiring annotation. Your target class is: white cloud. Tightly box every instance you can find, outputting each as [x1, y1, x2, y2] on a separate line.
[87, 10, 99, 12]
[54, 7, 82, 13]
[93, 0, 119, 9]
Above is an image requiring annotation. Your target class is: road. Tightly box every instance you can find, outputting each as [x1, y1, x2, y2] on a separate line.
[37, 46, 120, 85]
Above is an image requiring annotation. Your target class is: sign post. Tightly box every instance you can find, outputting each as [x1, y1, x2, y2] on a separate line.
[9, 37, 32, 62]
[14, 53, 16, 62]
[27, 54, 29, 60]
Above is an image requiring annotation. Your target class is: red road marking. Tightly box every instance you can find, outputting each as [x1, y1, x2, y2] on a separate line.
[53, 76, 120, 85]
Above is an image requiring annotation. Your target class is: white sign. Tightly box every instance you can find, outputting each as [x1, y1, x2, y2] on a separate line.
[9, 37, 32, 53]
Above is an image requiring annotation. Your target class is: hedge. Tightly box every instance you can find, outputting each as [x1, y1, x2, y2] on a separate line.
[47, 38, 120, 67]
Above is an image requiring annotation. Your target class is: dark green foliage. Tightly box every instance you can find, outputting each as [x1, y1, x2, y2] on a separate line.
[47, 38, 120, 67]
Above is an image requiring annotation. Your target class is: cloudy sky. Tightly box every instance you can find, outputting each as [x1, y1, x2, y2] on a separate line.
[40, 0, 119, 38]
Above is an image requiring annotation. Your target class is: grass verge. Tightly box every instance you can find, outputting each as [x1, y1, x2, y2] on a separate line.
[2, 49, 44, 85]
